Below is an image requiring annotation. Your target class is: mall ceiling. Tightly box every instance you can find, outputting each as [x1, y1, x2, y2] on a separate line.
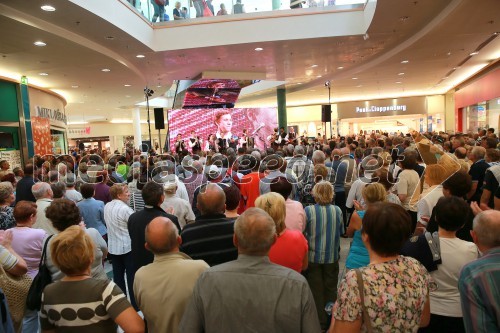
[0, 0, 499, 124]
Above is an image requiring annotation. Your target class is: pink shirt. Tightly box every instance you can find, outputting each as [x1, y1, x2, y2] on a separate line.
[285, 199, 306, 232]
[11, 227, 47, 278]
[269, 229, 308, 273]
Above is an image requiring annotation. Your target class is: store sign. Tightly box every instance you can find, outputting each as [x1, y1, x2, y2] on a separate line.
[68, 127, 91, 136]
[34, 105, 67, 126]
[337, 96, 426, 119]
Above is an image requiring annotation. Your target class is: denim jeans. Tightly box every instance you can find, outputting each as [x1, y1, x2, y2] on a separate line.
[22, 309, 39, 333]
[151, 0, 165, 22]
[109, 252, 138, 310]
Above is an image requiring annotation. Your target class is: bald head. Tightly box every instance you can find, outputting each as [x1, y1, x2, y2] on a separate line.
[145, 217, 179, 255]
[454, 147, 467, 159]
[234, 208, 276, 256]
[473, 210, 500, 251]
[197, 183, 226, 215]
[32, 182, 53, 200]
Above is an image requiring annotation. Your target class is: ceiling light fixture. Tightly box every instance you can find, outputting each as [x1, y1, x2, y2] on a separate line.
[401, 60, 409, 64]
[34, 41, 46, 47]
[39, 72, 49, 76]
[105, 36, 115, 40]
[71, 85, 79, 88]
[101, 68, 111, 72]
[352, 77, 358, 80]
[124, 84, 131, 87]
[255, 47, 264, 51]
[311, 64, 318, 68]
[317, 75, 322, 78]
[396, 81, 402, 84]
[136, 54, 145, 58]
[469, 51, 479, 56]
[337, 66, 344, 70]
[41, 5, 56, 11]
[398, 72, 405, 75]
[297, 82, 302, 85]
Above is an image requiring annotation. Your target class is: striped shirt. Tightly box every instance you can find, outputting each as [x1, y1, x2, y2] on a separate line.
[104, 199, 134, 255]
[180, 214, 237, 266]
[459, 247, 500, 333]
[129, 192, 145, 212]
[305, 204, 344, 264]
[0, 245, 18, 271]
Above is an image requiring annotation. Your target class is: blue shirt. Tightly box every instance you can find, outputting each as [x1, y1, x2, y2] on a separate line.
[345, 210, 369, 269]
[459, 247, 500, 333]
[305, 204, 344, 264]
[77, 198, 107, 236]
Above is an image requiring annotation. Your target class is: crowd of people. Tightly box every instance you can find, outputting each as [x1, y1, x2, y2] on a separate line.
[0, 126, 498, 333]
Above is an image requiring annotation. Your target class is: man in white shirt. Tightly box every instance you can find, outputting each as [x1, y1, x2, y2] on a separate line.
[31, 182, 57, 235]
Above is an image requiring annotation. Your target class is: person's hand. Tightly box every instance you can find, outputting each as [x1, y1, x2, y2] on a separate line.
[166, 207, 175, 215]
[79, 220, 86, 229]
[470, 201, 491, 216]
[0, 230, 13, 248]
[353, 200, 363, 211]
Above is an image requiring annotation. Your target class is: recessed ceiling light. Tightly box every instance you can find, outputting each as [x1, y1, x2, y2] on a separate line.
[136, 54, 145, 58]
[396, 81, 402, 84]
[398, 72, 405, 75]
[317, 75, 322, 78]
[469, 51, 479, 56]
[124, 84, 131, 87]
[71, 85, 79, 88]
[401, 60, 409, 64]
[125, 95, 131, 98]
[356, 85, 363, 88]
[352, 77, 358, 80]
[41, 5, 56, 11]
[39, 72, 49, 76]
[105, 36, 115, 40]
[157, 85, 162, 88]
[337, 66, 344, 70]
[311, 64, 318, 68]
[34, 41, 46, 47]
[101, 68, 111, 72]
[452, 67, 457, 70]
[255, 47, 263, 51]
[297, 82, 302, 85]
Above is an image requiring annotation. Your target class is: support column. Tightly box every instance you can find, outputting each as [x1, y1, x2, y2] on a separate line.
[272, 0, 281, 10]
[277, 88, 287, 130]
[132, 107, 142, 151]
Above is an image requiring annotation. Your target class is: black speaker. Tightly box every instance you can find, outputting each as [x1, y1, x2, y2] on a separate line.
[321, 105, 331, 122]
[154, 108, 165, 129]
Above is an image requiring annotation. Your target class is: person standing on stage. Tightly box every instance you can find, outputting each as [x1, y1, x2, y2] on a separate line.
[288, 126, 297, 145]
[238, 129, 248, 149]
[278, 127, 288, 147]
[175, 134, 186, 154]
[188, 131, 202, 155]
[205, 134, 219, 153]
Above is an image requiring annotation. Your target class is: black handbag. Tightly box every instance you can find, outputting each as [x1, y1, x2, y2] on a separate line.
[26, 235, 54, 311]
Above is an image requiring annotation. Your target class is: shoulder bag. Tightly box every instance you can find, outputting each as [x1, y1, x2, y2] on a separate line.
[26, 235, 54, 311]
[0, 259, 32, 327]
[355, 269, 373, 333]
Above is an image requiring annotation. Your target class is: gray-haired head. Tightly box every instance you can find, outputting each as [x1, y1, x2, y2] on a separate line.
[32, 182, 53, 200]
[234, 207, 276, 256]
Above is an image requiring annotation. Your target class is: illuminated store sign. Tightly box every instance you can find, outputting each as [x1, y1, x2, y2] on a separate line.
[35, 106, 67, 124]
[355, 105, 407, 113]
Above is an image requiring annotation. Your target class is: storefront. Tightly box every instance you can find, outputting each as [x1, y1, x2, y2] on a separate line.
[29, 87, 68, 155]
[335, 95, 445, 136]
[455, 67, 500, 133]
[0, 80, 23, 169]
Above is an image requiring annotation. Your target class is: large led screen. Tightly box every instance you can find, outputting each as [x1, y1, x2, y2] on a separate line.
[168, 108, 278, 152]
[182, 79, 241, 109]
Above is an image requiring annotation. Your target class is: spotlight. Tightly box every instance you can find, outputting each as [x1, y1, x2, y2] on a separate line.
[324, 80, 331, 87]
[144, 88, 154, 97]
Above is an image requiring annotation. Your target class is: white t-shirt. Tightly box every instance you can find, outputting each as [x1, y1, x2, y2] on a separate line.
[396, 169, 421, 212]
[417, 185, 444, 223]
[430, 237, 478, 317]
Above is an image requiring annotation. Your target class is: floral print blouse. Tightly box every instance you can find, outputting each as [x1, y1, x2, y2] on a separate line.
[334, 256, 432, 333]
[0, 206, 15, 230]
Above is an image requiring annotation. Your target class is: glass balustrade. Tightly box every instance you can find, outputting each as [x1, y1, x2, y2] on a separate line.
[124, 0, 365, 24]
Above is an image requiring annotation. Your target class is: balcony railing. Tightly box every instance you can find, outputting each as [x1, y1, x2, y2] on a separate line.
[124, 0, 365, 23]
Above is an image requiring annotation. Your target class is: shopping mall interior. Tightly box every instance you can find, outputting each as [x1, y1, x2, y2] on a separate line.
[0, 0, 499, 161]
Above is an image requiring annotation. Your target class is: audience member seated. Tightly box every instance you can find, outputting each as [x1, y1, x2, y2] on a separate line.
[270, 176, 306, 231]
[179, 208, 321, 332]
[402, 197, 478, 333]
[45, 199, 108, 282]
[459, 210, 500, 333]
[134, 217, 209, 332]
[161, 182, 195, 229]
[255, 192, 308, 273]
[40, 226, 144, 333]
[331, 202, 432, 333]
[304, 181, 344, 330]
[180, 183, 237, 266]
[0, 182, 15, 230]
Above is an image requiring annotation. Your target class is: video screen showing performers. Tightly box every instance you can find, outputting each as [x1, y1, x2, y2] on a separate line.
[182, 79, 241, 109]
[168, 108, 278, 153]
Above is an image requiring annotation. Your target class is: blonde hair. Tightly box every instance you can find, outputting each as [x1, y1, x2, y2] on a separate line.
[109, 184, 127, 199]
[51, 226, 94, 275]
[362, 183, 386, 204]
[312, 181, 334, 205]
[313, 164, 328, 183]
[255, 192, 286, 234]
[424, 164, 448, 185]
